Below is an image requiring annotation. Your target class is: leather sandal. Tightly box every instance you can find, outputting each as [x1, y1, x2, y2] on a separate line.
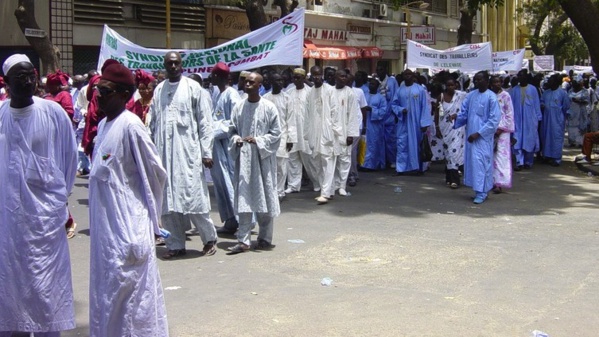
[226, 243, 249, 255]
[199, 242, 217, 256]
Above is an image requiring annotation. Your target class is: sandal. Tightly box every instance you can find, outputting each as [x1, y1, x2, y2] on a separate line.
[162, 249, 187, 259]
[226, 243, 249, 255]
[199, 242, 217, 256]
[66, 223, 77, 239]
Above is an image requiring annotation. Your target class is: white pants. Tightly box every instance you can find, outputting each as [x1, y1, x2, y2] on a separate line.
[286, 151, 303, 192]
[162, 212, 216, 250]
[335, 151, 352, 191]
[320, 154, 336, 198]
[237, 213, 274, 246]
[287, 151, 320, 191]
[303, 152, 322, 190]
[276, 156, 287, 197]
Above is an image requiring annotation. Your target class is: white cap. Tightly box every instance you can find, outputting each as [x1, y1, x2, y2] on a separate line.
[2, 54, 32, 75]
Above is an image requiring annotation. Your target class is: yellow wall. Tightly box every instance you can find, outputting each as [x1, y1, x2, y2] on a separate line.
[482, 1, 524, 51]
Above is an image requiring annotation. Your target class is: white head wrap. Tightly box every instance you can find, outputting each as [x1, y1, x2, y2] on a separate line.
[2, 54, 32, 75]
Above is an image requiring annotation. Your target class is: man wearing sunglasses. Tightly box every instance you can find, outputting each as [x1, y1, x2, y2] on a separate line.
[0, 54, 77, 336]
[88, 62, 169, 336]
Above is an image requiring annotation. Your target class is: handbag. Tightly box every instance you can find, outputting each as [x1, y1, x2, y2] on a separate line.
[420, 133, 433, 162]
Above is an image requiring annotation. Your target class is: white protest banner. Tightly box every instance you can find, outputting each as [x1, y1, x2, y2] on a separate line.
[563, 65, 594, 74]
[492, 49, 525, 73]
[406, 40, 492, 72]
[533, 55, 554, 72]
[98, 8, 305, 77]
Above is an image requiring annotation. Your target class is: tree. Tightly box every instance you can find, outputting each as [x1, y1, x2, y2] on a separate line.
[519, 0, 589, 68]
[558, 0, 599, 74]
[457, 0, 504, 45]
[236, 0, 299, 31]
[14, 0, 60, 75]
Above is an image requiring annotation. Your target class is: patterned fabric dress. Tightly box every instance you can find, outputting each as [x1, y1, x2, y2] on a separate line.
[493, 90, 515, 188]
[430, 90, 466, 169]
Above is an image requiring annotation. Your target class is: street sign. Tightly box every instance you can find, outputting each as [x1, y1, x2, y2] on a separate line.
[400, 26, 435, 45]
[24, 28, 46, 38]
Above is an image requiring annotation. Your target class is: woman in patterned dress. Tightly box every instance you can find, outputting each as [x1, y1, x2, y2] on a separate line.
[432, 77, 466, 188]
[490, 75, 515, 193]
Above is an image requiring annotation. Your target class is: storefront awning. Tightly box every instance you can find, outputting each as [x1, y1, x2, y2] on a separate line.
[361, 46, 384, 58]
[303, 40, 360, 60]
[303, 40, 383, 60]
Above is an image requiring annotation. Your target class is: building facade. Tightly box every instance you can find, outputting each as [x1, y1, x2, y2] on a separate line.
[0, 0, 525, 76]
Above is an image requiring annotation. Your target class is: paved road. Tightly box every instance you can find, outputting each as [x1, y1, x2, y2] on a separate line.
[59, 149, 598, 337]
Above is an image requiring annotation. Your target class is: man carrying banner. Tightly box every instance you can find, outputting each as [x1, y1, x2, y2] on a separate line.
[149, 51, 218, 259]
[210, 62, 242, 234]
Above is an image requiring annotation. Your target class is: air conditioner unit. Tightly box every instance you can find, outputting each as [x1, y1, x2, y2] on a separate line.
[378, 4, 388, 18]
[424, 15, 432, 25]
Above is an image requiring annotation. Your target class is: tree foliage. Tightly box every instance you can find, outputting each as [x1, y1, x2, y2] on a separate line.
[558, 0, 599, 74]
[519, 0, 588, 68]
[236, 0, 298, 31]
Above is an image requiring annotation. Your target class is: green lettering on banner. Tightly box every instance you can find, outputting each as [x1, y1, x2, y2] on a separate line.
[106, 34, 117, 49]
[223, 52, 241, 62]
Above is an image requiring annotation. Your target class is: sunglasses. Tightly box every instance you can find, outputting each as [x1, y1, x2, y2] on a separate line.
[95, 86, 123, 97]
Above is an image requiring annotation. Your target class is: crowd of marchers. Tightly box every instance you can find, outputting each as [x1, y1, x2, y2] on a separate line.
[1, 52, 596, 337]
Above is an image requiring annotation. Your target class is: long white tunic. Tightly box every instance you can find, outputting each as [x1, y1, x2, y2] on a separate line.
[149, 77, 214, 214]
[0, 97, 77, 332]
[89, 111, 168, 337]
[306, 84, 338, 156]
[332, 86, 361, 155]
[286, 86, 312, 154]
[263, 91, 292, 158]
[229, 99, 281, 217]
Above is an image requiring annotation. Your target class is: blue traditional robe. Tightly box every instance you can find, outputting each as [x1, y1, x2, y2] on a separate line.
[363, 91, 387, 170]
[379, 75, 400, 164]
[390, 83, 432, 172]
[211, 86, 241, 222]
[454, 89, 501, 194]
[541, 88, 570, 160]
[509, 85, 542, 152]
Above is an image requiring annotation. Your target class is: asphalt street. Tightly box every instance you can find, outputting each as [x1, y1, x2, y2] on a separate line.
[58, 148, 598, 337]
